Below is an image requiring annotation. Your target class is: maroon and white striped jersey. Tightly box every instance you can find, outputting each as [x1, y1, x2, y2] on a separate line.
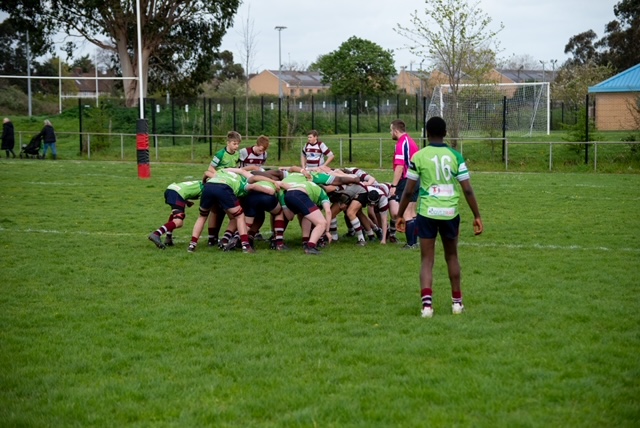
[301, 141, 333, 168]
[239, 146, 268, 168]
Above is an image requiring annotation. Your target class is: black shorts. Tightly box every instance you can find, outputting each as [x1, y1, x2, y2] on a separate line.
[200, 183, 239, 213]
[284, 190, 318, 216]
[395, 178, 419, 202]
[416, 214, 460, 240]
[164, 189, 186, 211]
[242, 192, 278, 217]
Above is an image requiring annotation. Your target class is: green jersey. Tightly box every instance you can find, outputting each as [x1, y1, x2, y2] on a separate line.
[285, 181, 330, 206]
[210, 148, 239, 169]
[407, 143, 470, 220]
[166, 181, 203, 200]
[282, 172, 308, 184]
[309, 171, 334, 185]
[206, 170, 249, 197]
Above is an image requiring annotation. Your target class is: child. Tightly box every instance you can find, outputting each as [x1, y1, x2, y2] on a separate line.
[148, 180, 203, 249]
[396, 116, 483, 318]
[205, 131, 242, 246]
[300, 130, 334, 170]
[239, 135, 270, 170]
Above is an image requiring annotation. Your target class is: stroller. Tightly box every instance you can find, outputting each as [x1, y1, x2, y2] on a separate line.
[19, 134, 43, 159]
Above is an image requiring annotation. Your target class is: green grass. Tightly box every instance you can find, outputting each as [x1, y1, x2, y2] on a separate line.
[1, 160, 639, 427]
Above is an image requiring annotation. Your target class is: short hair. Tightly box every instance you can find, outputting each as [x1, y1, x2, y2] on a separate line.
[256, 135, 270, 148]
[367, 190, 381, 205]
[426, 117, 447, 138]
[227, 131, 242, 142]
[307, 130, 318, 137]
[390, 119, 406, 133]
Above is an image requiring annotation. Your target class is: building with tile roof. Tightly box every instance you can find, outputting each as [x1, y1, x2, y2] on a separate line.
[248, 70, 330, 96]
[589, 63, 640, 131]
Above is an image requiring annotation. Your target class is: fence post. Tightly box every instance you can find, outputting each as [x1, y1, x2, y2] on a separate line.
[504, 139, 508, 171]
[339, 138, 343, 166]
[191, 135, 194, 162]
[87, 134, 91, 159]
[379, 138, 383, 168]
[311, 94, 315, 130]
[594, 142, 597, 171]
[278, 97, 282, 161]
[502, 96, 507, 161]
[121, 134, 124, 160]
[334, 95, 338, 135]
[78, 98, 83, 153]
[348, 97, 353, 163]
[585, 94, 589, 165]
[549, 142, 553, 171]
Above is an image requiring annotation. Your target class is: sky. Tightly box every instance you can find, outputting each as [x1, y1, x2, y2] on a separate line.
[219, 0, 618, 74]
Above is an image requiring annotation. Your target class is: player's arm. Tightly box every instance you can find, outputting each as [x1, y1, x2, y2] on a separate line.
[247, 183, 276, 195]
[224, 167, 253, 178]
[323, 150, 335, 167]
[300, 151, 307, 168]
[460, 179, 483, 235]
[395, 178, 417, 232]
[390, 165, 404, 196]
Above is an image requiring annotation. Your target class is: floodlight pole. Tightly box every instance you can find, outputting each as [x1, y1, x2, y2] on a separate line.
[275, 26, 287, 99]
[550, 59, 558, 82]
[539, 60, 546, 82]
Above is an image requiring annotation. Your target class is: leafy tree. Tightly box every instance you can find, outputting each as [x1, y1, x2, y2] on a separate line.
[395, 0, 503, 142]
[71, 55, 94, 73]
[564, 30, 601, 66]
[314, 36, 396, 97]
[2, 0, 241, 107]
[552, 62, 613, 108]
[596, 0, 640, 72]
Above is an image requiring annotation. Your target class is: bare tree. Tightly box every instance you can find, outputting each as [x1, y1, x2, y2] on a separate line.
[395, 0, 503, 143]
[237, 6, 259, 138]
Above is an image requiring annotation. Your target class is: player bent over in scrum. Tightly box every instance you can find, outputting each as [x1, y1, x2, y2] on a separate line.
[188, 168, 269, 253]
[149, 180, 203, 249]
[278, 180, 332, 255]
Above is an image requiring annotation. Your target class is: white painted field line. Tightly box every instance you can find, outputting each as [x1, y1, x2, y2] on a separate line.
[458, 241, 640, 253]
[1, 227, 638, 253]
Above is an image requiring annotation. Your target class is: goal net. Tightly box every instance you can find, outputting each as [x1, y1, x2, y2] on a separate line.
[426, 82, 550, 137]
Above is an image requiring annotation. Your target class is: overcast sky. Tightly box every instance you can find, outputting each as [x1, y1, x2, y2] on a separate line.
[219, 0, 618, 73]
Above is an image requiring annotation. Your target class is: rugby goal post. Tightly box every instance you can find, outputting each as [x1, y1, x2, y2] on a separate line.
[427, 82, 550, 137]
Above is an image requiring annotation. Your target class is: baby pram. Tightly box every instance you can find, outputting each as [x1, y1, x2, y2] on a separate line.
[19, 134, 42, 159]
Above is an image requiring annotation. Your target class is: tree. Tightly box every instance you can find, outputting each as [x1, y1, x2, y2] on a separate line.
[596, 0, 640, 72]
[564, 30, 601, 66]
[237, 7, 258, 137]
[498, 54, 539, 70]
[553, 62, 613, 108]
[395, 0, 503, 142]
[2, 0, 241, 107]
[314, 36, 396, 97]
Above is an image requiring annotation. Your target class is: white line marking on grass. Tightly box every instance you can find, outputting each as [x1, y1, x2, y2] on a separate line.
[458, 241, 640, 253]
[1, 227, 639, 253]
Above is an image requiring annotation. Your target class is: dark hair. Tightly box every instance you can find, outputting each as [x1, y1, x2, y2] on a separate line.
[426, 117, 447, 138]
[307, 130, 319, 137]
[367, 190, 380, 205]
[390, 119, 406, 133]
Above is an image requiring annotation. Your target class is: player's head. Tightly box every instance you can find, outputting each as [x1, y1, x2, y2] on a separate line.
[254, 135, 270, 155]
[307, 130, 319, 144]
[44, 119, 52, 126]
[426, 117, 447, 139]
[367, 190, 380, 205]
[390, 119, 406, 140]
[3, 118, 9, 124]
[226, 131, 242, 153]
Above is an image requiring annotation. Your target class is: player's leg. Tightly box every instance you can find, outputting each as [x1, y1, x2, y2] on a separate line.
[440, 216, 463, 314]
[416, 215, 438, 317]
[304, 209, 327, 254]
[346, 200, 366, 245]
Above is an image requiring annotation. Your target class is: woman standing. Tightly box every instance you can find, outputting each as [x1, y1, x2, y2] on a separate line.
[39, 119, 57, 160]
[2, 118, 16, 158]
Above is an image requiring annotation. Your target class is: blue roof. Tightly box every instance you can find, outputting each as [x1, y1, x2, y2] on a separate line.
[588, 63, 640, 93]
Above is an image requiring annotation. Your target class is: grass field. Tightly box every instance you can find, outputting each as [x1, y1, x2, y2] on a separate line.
[1, 160, 639, 427]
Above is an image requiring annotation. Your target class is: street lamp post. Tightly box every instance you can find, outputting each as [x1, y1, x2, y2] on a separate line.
[550, 59, 558, 82]
[539, 60, 546, 82]
[275, 26, 287, 99]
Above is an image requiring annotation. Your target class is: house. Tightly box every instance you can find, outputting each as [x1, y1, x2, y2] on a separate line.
[248, 70, 330, 97]
[62, 68, 116, 99]
[588, 63, 640, 131]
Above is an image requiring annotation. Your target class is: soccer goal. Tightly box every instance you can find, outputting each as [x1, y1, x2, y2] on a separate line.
[427, 82, 550, 137]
